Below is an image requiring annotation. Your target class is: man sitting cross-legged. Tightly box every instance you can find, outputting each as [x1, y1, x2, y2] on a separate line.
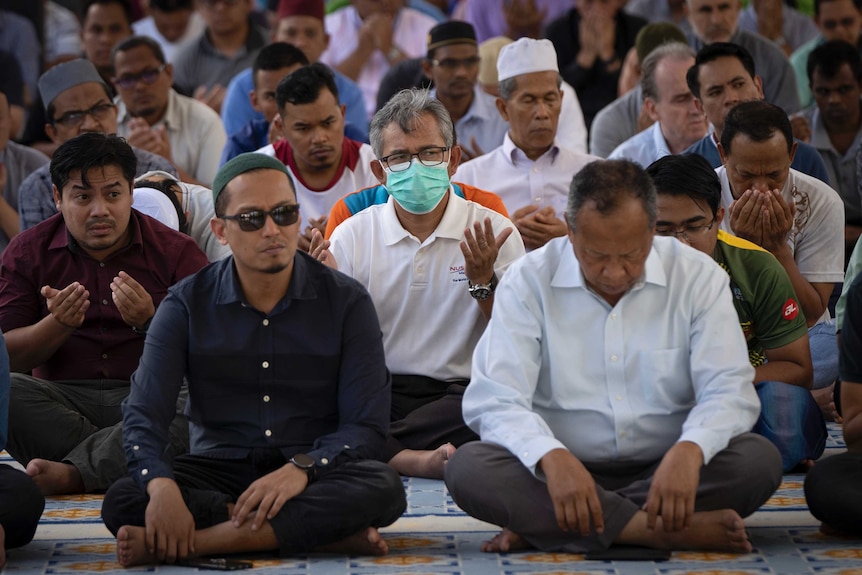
[444, 159, 783, 555]
[0, 133, 207, 495]
[101, 153, 406, 566]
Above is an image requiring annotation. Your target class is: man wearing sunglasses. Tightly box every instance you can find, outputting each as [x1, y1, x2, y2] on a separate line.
[0, 132, 207, 497]
[113, 36, 227, 187]
[18, 59, 178, 231]
[648, 153, 825, 472]
[102, 152, 405, 566]
[317, 89, 525, 480]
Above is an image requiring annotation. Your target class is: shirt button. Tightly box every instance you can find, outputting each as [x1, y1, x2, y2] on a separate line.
[262, 319, 269, 326]
[615, 394, 622, 401]
[344, 444, 350, 449]
[99, 262, 105, 267]
[523, 451, 529, 458]
[321, 458, 329, 465]
[610, 355, 618, 362]
[102, 354, 108, 359]
[610, 313, 617, 320]
[102, 299, 109, 305]
[133, 445, 139, 451]
[263, 395, 270, 402]
[141, 469, 148, 476]
[265, 429, 272, 437]
[262, 361, 269, 368]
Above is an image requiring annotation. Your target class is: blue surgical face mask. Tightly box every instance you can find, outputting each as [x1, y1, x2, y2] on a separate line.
[384, 161, 451, 215]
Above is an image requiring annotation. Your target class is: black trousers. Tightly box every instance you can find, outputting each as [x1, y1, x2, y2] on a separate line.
[0, 465, 44, 548]
[101, 451, 406, 555]
[805, 451, 862, 534]
[386, 375, 479, 459]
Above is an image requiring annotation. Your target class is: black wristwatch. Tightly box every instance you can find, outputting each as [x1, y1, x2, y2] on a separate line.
[131, 316, 153, 337]
[468, 273, 498, 300]
[289, 453, 316, 483]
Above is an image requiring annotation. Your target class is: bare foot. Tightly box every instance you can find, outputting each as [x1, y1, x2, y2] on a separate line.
[481, 528, 532, 553]
[116, 525, 157, 567]
[388, 444, 456, 479]
[315, 527, 388, 556]
[621, 509, 751, 553]
[812, 384, 842, 423]
[0, 524, 6, 569]
[25, 459, 84, 495]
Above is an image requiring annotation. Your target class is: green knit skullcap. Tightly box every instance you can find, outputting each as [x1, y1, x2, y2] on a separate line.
[212, 153, 292, 205]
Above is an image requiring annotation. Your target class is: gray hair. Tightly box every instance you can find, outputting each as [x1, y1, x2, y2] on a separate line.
[566, 159, 656, 232]
[640, 42, 695, 102]
[498, 73, 563, 101]
[369, 89, 455, 158]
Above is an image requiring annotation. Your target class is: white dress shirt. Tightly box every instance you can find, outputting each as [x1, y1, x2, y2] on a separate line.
[463, 235, 759, 473]
[117, 89, 227, 187]
[454, 134, 599, 218]
[608, 121, 672, 167]
[329, 189, 525, 381]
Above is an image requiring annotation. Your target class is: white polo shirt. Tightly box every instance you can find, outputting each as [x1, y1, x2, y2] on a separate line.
[329, 189, 526, 381]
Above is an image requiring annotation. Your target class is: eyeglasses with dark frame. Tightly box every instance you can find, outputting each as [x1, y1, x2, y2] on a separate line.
[379, 146, 449, 172]
[113, 64, 168, 90]
[221, 204, 301, 232]
[52, 102, 116, 128]
[655, 217, 717, 241]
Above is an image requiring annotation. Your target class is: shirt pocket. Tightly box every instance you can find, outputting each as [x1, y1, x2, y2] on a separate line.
[637, 348, 696, 412]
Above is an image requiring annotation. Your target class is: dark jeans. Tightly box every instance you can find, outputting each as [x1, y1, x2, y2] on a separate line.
[101, 451, 406, 555]
[0, 465, 44, 548]
[7, 374, 189, 492]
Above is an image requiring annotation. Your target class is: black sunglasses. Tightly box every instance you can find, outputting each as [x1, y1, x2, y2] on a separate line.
[221, 204, 301, 232]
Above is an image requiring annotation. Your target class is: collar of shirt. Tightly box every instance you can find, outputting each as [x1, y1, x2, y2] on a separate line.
[381, 186, 467, 245]
[549, 238, 665, 294]
[214, 251, 318, 310]
[807, 105, 862, 161]
[199, 21, 267, 61]
[431, 85, 499, 125]
[650, 121, 672, 157]
[502, 132, 560, 167]
[48, 209, 145, 256]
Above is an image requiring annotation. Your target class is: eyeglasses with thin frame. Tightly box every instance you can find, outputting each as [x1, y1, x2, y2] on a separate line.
[655, 217, 717, 241]
[432, 56, 481, 70]
[379, 146, 449, 172]
[52, 102, 116, 128]
[113, 64, 167, 90]
[221, 204, 301, 232]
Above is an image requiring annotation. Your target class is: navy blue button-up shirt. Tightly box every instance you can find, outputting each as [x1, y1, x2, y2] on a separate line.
[123, 251, 391, 489]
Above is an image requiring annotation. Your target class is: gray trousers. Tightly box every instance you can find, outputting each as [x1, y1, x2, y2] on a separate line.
[444, 433, 782, 552]
[6, 374, 189, 492]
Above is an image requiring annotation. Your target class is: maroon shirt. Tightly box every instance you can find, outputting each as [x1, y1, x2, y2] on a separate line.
[0, 211, 209, 381]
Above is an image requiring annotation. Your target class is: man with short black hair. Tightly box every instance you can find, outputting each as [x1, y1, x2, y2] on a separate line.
[101, 152, 406, 566]
[0, 133, 207, 495]
[259, 63, 377, 251]
[81, 0, 134, 85]
[113, 36, 227, 186]
[718, 100, 845, 398]
[220, 42, 309, 164]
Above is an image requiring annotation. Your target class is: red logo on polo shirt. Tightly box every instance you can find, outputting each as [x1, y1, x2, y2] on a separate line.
[782, 299, 799, 321]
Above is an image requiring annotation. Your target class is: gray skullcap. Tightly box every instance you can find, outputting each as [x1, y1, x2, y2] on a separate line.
[39, 59, 109, 112]
[212, 153, 292, 205]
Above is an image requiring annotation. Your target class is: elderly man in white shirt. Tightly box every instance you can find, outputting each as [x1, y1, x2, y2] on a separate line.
[444, 159, 782, 555]
[608, 43, 707, 167]
[455, 38, 599, 251]
[311, 89, 525, 480]
[112, 36, 227, 187]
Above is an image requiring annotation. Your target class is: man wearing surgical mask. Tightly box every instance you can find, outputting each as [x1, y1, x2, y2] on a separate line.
[311, 88, 525, 480]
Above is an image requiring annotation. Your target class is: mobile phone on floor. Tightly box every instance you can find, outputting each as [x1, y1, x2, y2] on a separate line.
[177, 558, 254, 570]
[585, 545, 672, 561]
